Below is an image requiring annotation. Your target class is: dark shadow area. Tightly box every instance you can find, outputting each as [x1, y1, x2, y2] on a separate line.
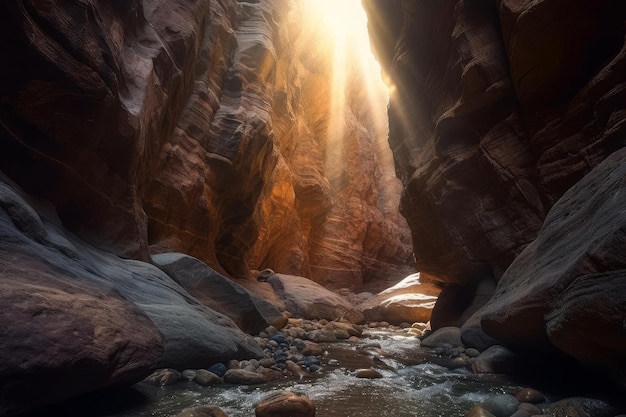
[20, 386, 147, 417]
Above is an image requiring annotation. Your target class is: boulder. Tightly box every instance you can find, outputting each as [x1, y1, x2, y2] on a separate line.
[153, 253, 285, 334]
[548, 397, 619, 417]
[267, 274, 364, 322]
[255, 391, 315, 417]
[471, 345, 519, 375]
[359, 273, 440, 325]
[475, 150, 626, 383]
[421, 327, 463, 349]
[0, 176, 263, 414]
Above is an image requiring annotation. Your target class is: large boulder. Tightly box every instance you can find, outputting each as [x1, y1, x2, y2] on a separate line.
[0, 175, 263, 414]
[475, 149, 626, 384]
[153, 253, 286, 334]
[358, 273, 440, 324]
[266, 273, 365, 323]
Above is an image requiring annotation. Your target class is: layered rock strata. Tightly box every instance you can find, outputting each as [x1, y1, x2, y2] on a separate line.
[0, 174, 264, 415]
[363, 0, 626, 285]
[363, 0, 626, 385]
[0, 0, 414, 290]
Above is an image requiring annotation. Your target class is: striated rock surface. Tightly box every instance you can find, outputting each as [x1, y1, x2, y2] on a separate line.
[358, 273, 440, 325]
[475, 149, 626, 385]
[0, 174, 263, 414]
[0, 0, 414, 290]
[363, 0, 626, 386]
[363, 0, 626, 285]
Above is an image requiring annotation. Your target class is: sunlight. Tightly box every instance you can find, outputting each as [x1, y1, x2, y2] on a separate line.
[301, 0, 392, 150]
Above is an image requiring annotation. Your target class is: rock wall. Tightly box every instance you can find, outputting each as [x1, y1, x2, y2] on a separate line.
[363, 0, 626, 384]
[0, 0, 414, 290]
[363, 0, 626, 285]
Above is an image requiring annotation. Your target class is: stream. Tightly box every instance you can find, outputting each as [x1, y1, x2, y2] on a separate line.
[39, 328, 535, 417]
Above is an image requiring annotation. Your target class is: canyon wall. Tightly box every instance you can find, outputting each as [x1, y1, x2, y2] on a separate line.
[0, 0, 414, 290]
[363, 0, 626, 385]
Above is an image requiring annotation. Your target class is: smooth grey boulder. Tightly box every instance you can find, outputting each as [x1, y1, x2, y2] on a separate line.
[153, 253, 286, 334]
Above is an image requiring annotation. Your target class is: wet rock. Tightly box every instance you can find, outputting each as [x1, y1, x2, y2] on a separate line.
[548, 397, 619, 417]
[182, 370, 197, 381]
[175, 405, 230, 417]
[208, 363, 228, 377]
[479, 394, 519, 417]
[421, 326, 463, 349]
[255, 391, 316, 417]
[509, 410, 531, 417]
[144, 369, 181, 386]
[471, 345, 518, 374]
[306, 330, 337, 343]
[193, 370, 222, 386]
[223, 369, 268, 385]
[516, 402, 542, 415]
[466, 406, 496, 417]
[515, 388, 545, 404]
[355, 368, 383, 379]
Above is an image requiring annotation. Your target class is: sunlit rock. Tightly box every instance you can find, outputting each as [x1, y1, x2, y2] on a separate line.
[362, 0, 626, 286]
[358, 273, 440, 325]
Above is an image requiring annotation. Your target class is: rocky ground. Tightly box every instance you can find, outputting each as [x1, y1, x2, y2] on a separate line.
[143, 317, 625, 417]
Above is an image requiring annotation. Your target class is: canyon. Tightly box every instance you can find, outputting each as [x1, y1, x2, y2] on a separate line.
[0, 0, 625, 415]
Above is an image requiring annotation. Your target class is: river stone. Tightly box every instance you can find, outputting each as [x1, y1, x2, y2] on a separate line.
[144, 369, 182, 386]
[355, 368, 383, 379]
[255, 391, 316, 417]
[509, 410, 531, 417]
[471, 345, 518, 374]
[515, 388, 545, 404]
[194, 369, 221, 386]
[208, 363, 228, 377]
[175, 405, 230, 417]
[420, 326, 463, 348]
[517, 402, 543, 415]
[466, 406, 496, 417]
[548, 397, 619, 417]
[223, 369, 268, 385]
[479, 394, 519, 417]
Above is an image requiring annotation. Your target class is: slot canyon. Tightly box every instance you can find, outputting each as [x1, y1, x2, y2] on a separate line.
[0, 0, 625, 416]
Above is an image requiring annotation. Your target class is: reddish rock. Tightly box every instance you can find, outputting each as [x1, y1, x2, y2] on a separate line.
[359, 273, 440, 325]
[255, 391, 316, 417]
[362, 0, 626, 286]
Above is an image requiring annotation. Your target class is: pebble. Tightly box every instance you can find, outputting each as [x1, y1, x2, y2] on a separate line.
[355, 368, 383, 379]
[193, 369, 221, 386]
[514, 388, 545, 404]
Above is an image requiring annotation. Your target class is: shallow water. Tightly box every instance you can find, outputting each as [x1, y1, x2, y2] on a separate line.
[106, 329, 525, 417]
[39, 329, 528, 417]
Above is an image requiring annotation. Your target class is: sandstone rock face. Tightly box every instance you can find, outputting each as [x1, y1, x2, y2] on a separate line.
[0, 175, 263, 414]
[363, 0, 626, 285]
[0, 0, 414, 290]
[358, 273, 440, 325]
[474, 150, 626, 385]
